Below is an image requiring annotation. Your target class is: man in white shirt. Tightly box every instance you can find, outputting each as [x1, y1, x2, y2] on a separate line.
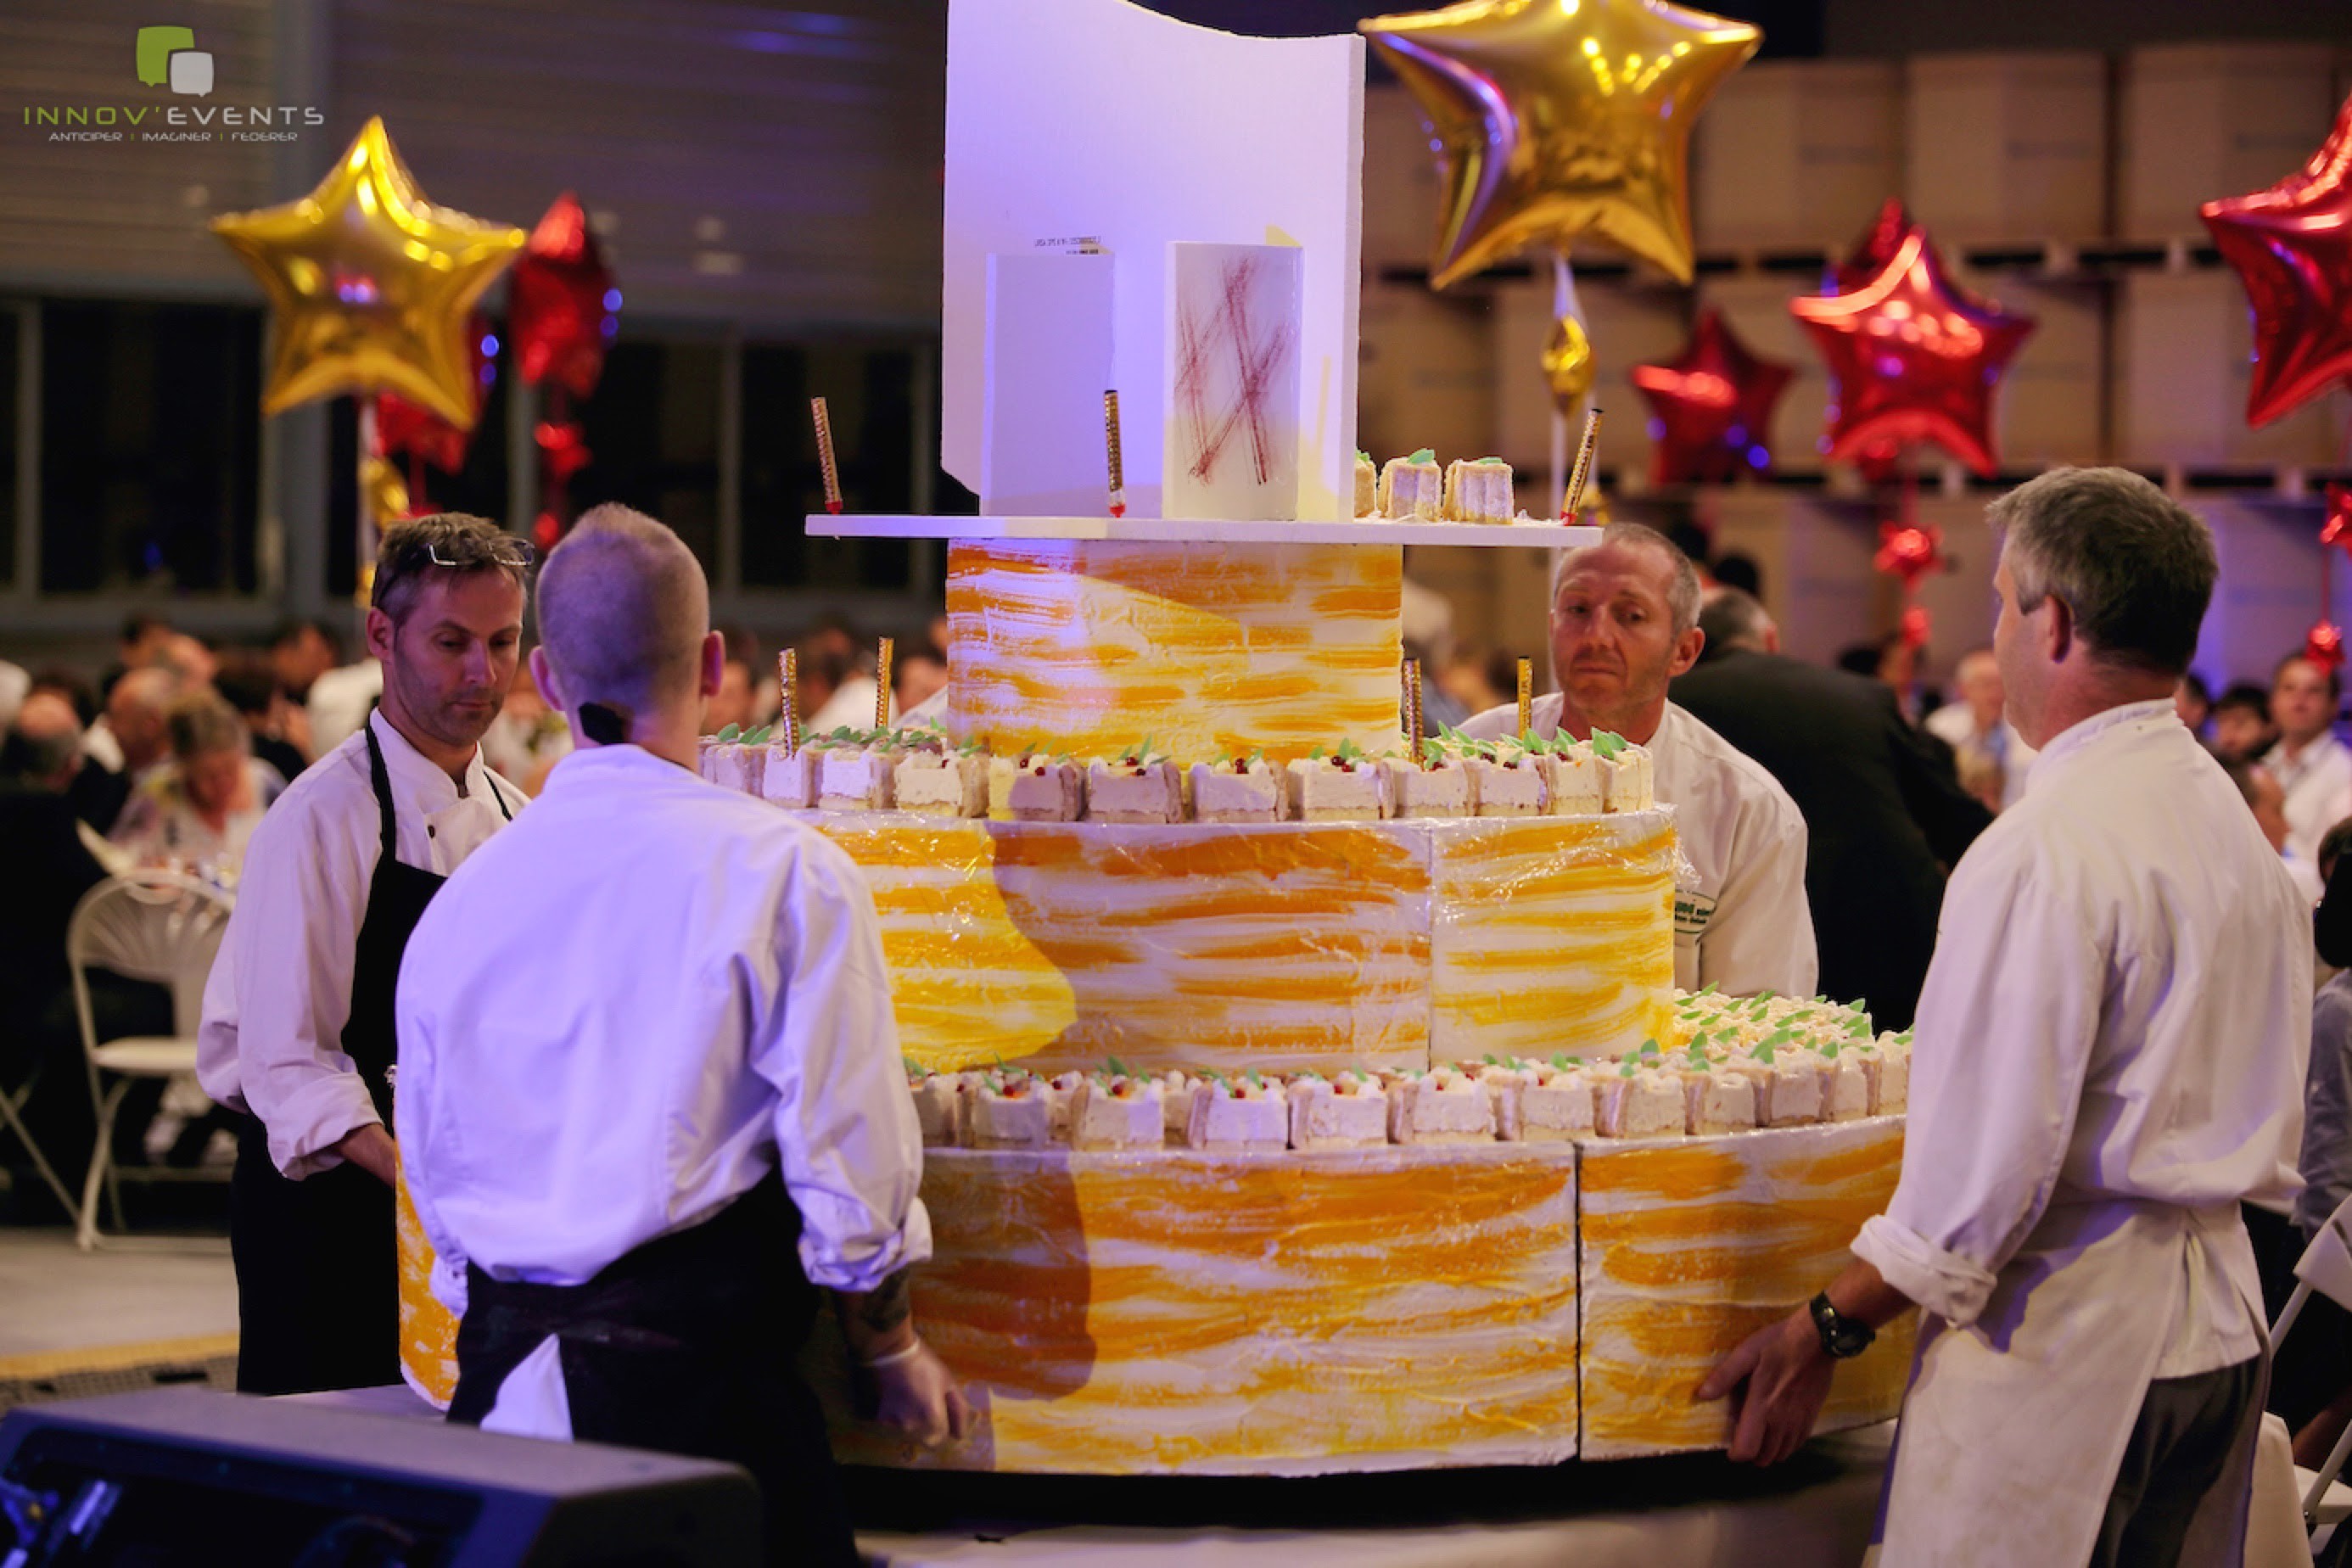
[2263, 651, 2352, 869]
[396, 505, 963, 1565]
[1702, 468, 2308, 1566]
[1923, 646, 2037, 811]
[1461, 523, 1816, 997]
[197, 515, 529, 1394]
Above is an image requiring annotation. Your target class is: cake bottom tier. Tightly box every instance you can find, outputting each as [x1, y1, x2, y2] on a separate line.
[397, 1123, 1912, 1474]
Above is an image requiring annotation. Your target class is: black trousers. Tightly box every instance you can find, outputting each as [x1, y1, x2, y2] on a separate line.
[228, 1112, 396, 1395]
[2089, 1356, 2265, 1568]
[447, 1179, 853, 1568]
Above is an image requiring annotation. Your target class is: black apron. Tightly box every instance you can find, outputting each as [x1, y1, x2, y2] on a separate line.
[230, 724, 509, 1396]
[446, 1174, 852, 1567]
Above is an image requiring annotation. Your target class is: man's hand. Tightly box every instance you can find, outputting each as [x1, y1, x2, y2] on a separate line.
[330, 1123, 399, 1188]
[869, 1341, 973, 1448]
[1696, 1308, 1835, 1465]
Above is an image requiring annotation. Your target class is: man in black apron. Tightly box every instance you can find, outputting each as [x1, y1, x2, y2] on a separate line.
[196, 514, 529, 1395]
[395, 506, 964, 1565]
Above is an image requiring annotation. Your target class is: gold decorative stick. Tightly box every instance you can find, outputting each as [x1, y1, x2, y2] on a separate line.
[1403, 658, 1425, 766]
[1104, 389, 1127, 518]
[1560, 405, 1603, 520]
[779, 648, 799, 754]
[812, 396, 843, 514]
[874, 636, 894, 731]
[1517, 657, 1533, 738]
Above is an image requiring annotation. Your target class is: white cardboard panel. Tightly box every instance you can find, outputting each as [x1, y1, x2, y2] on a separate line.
[1692, 59, 1902, 252]
[1904, 53, 2108, 244]
[981, 253, 1116, 517]
[942, 0, 1364, 519]
[1164, 242, 1302, 521]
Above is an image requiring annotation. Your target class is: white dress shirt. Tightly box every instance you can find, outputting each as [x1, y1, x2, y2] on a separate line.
[1463, 695, 1817, 998]
[2263, 731, 2352, 870]
[1854, 700, 2308, 1565]
[195, 711, 520, 1178]
[394, 742, 929, 1315]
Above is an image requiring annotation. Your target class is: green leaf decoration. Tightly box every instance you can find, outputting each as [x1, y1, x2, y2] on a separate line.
[1406, 447, 1436, 464]
[1588, 729, 1625, 759]
[1551, 1052, 1571, 1070]
[1639, 1038, 1660, 1056]
[715, 723, 742, 743]
[1106, 1055, 1130, 1078]
[1753, 1042, 1776, 1064]
[1619, 1060, 1638, 1078]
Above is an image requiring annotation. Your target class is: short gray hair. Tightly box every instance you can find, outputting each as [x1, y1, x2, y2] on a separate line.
[1551, 522, 1702, 636]
[1988, 468, 2215, 676]
[165, 691, 248, 760]
[1699, 586, 1772, 651]
[535, 503, 710, 714]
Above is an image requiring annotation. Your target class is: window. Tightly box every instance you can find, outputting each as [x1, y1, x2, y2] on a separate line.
[572, 338, 725, 574]
[38, 301, 261, 594]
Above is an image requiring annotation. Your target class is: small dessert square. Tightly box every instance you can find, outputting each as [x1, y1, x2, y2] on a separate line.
[1596, 1065, 1688, 1138]
[1186, 1075, 1289, 1151]
[964, 1072, 1052, 1149]
[989, 753, 1085, 822]
[1190, 758, 1281, 824]
[1728, 1050, 1823, 1128]
[894, 748, 988, 817]
[1159, 1071, 1196, 1143]
[1595, 737, 1655, 813]
[1473, 1061, 1536, 1141]
[760, 744, 818, 809]
[1680, 1065, 1758, 1134]
[1353, 451, 1378, 518]
[1443, 457, 1513, 524]
[906, 1067, 962, 1147]
[818, 741, 903, 810]
[700, 739, 764, 796]
[1070, 1073, 1166, 1150]
[1538, 742, 1603, 816]
[1045, 1069, 1085, 1141]
[1283, 753, 1392, 821]
[1397, 1067, 1495, 1145]
[1466, 750, 1546, 816]
[1810, 1049, 1872, 1122]
[1864, 1032, 1911, 1114]
[1286, 1070, 1392, 1149]
[1382, 752, 1472, 818]
[1085, 754, 1183, 825]
[1521, 1061, 1599, 1141]
[1378, 450, 1443, 520]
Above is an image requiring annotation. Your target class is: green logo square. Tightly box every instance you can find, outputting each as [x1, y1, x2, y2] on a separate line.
[136, 25, 195, 87]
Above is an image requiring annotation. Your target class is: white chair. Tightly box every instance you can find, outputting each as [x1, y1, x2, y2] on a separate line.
[0, 1050, 80, 1220]
[66, 871, 233, 1250]
[2266, 1191, 2352, 1556]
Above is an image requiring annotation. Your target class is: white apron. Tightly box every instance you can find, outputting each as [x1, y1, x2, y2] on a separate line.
[1873, 1198, 2267, 1567]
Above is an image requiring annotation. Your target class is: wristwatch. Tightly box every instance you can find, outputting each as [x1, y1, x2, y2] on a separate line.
[1810, 1291, 1876, 1359]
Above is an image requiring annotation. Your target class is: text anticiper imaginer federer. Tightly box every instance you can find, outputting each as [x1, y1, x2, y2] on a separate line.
[25, 103, 324, 143]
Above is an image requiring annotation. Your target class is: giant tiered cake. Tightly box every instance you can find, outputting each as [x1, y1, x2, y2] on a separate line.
[396, 0, 1913, 1475]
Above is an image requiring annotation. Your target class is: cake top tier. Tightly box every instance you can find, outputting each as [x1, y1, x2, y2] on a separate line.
[809, 514, 1603, 549]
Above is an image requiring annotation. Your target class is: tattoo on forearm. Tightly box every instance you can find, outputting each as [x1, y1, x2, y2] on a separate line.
[855, 1269, 913, 1336]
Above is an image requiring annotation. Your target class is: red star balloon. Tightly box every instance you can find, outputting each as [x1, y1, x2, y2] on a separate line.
[1790, 224, 2036, 478]
[1632, 308, 1793, 484]
[1829, 198, 1920, 296]
[2201, 95, 2352, 428]
[2323, 484, 2352, 559]
[508, 193, 619, 398]
[1875, 520, 1945, 591]
[2307, 621, 2348, 674]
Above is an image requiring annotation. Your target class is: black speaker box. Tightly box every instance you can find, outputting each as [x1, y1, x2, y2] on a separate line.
[0, 1387, 761, 1566]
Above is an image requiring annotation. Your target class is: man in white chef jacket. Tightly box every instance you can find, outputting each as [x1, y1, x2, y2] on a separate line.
[1462, 523, 1816, 997]
[1701, 468, 2310, 1567]
[196, 514, 529, 1395]
[395, 504, 965, 1568]
[2262, 650, 2352, 870]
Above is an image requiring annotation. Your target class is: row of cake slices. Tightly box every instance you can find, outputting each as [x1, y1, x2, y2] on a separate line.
[697, 724, 1657, 823]
[911, 1032, 1911, 1153]
[1353, 449, 1532, 525]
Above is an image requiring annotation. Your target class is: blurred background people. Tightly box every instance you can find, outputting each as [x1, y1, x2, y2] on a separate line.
[1924, 647, 2037, 813]
[2209, 683, 2277, 764]
[2263, 652, 2352, 869]
[109, 691, 283, 878]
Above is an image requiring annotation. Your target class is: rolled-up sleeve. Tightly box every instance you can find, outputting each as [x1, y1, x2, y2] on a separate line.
[1851, 837, 2100, 1328]
[755, 839, 931, 1294]
[207, 796, 383, 1179]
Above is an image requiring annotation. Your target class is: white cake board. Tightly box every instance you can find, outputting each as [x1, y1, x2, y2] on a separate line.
[809, 514, 1604, 549]
[941, 0, 1364, 521]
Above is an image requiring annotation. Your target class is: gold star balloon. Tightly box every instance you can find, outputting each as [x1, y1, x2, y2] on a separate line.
[1363, 0, 1760, 288]
[211, 117, 525, 428]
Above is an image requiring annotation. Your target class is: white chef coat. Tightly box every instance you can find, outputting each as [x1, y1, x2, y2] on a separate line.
[1852, 699, 2308, 1567]
[195, 711, 520, 1179]
[1463, 695, 1817, 998]
[394, 742, 929, 1320]
[2262, 730, 2352, 870]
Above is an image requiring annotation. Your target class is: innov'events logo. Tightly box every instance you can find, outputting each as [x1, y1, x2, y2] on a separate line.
[20, 25, 324, 143]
